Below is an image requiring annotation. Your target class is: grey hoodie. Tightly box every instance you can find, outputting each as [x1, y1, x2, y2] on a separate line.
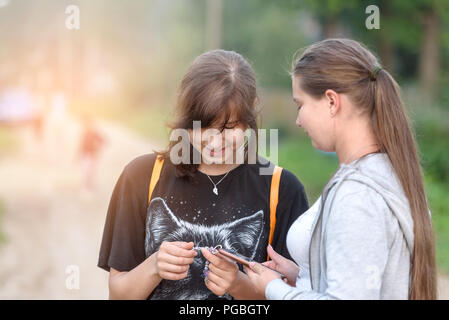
[266, 153, 414, 299]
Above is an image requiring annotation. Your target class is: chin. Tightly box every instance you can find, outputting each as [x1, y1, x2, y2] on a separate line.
[311, 140, 333, 153]
[202, 153, 233, 165]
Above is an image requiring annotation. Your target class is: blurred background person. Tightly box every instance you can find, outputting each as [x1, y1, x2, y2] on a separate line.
[77, 115, 106, 191]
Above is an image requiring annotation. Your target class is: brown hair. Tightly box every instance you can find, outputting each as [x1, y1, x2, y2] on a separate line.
[292, 38, 437, 299]
[158, 49, 259, 180]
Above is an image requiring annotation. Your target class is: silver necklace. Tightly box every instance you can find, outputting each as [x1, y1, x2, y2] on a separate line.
[205, 171, 230, 196]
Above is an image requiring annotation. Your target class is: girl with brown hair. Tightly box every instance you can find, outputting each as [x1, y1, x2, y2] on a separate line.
[97, 49, 309, 299]
[245, 38, 437, 300]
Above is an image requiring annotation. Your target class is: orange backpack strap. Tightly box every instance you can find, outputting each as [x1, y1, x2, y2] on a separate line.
[267, 165, 283, 261]
[148, 155, 165, 204]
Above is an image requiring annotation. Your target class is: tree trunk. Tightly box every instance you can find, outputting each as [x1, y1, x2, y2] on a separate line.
[322, 15, 339, 39]
[418, 8, 440, 101]
[378, 0, 394, 72]
[206, 0, 223, 50]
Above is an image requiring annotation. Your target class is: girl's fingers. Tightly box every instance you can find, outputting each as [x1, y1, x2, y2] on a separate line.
[204, 276, 226, 296]
[165, 243, 197, 258]
[172, 241, 194, 249]
[201, 249, 234, 271]
[159, 262, 190, 274]
[207, 261, 228, 278]
[161, 253, 195, 266]
[243, 265, 257, 281]
[206, 270, 227, 289]
[262, 260, 277, 269]
[201, 248, 219, 263]
[207, 257, 237, 277]
[248, 261, 265, 275]
[267, 244, 283, 262]
[160, 271, 189, 281]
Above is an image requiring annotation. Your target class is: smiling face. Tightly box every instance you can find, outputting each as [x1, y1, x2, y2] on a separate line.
[188, 113, 248, 165]
[292, 76, 336, 152]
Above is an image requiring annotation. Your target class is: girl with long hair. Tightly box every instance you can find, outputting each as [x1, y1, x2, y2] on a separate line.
[245, 38, 437, 300]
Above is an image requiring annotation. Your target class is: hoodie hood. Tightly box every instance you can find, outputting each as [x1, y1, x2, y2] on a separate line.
[324, 153, 414, 254]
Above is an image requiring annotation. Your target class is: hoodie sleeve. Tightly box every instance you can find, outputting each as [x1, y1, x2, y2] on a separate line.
[265, 181, 392, 300]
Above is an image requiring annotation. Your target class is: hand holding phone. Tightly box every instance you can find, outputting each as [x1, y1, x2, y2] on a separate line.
[218, 248, 287, 280]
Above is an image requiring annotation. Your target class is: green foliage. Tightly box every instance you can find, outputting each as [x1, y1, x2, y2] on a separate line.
[276, 134, 338, 203]
[222, 0, 308, 88]
[425, 176, 449, 272]
[416, 119, 449, 185]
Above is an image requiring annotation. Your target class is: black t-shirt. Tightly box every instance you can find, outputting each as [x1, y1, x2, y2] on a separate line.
[98, 153, 308, 300]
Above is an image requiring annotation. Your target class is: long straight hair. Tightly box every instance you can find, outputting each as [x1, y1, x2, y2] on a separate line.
[292, 38, 437, 299]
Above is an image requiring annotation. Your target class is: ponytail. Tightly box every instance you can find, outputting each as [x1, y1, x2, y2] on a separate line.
[373, 69, 437, 300]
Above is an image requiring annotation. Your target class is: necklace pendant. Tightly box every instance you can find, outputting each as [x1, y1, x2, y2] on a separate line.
[213, 186, 218, 196]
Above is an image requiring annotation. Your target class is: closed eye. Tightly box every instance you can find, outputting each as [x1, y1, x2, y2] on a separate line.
[221, 121, 240, 130]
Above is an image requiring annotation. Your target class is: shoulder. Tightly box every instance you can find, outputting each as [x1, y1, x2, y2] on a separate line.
[253, 156, 307, 200]
[331, 180, 390, 221]
[121, 153, 158, 183]
[251, 156, 306, 192]
[279, 168, 305, 192]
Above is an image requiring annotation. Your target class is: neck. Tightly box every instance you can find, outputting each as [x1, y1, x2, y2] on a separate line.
[335, 121, 380, 165]
[197, 162, 241, 176]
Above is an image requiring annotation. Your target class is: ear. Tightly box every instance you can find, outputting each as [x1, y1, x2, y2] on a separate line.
[324, 89, 340, 117]
[226, 210, 264, 260]
[253, 97, 259, 109]
[145, 197, 182, 255]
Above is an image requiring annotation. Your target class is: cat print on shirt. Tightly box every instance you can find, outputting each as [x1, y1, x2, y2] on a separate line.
[145, 197, 264, 300]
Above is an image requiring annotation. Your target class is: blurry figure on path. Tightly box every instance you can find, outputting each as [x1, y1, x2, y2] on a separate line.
[31, 95, 45, 143]
[77, 116, 106, 191]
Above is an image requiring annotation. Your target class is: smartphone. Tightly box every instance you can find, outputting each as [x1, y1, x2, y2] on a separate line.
[218, 248, 287, 280]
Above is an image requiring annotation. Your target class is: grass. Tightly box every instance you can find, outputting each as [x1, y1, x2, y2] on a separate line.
[425, 176, 449, 273]
[275, 134, 338, 204]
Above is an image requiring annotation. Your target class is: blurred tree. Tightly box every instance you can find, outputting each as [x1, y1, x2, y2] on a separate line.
[348, 0, 449, 102]
[415, 1, 446, 101]
[221, 0, 308, 88]
[206, 0, 223, 50]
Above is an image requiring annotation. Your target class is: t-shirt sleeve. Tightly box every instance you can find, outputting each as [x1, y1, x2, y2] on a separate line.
[97, 154, 156, 272]
[270, 169, 309, 261]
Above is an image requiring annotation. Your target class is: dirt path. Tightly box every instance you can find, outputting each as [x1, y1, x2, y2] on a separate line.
[0, 116, 161, 299]
[438, 272, 449, 300]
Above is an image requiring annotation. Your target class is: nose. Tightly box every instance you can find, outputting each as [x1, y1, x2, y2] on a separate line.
[295, 113, 302, 128]
[208, 132, 224, 149]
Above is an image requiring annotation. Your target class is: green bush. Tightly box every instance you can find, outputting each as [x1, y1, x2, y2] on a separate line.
[425, 176, 449, 273]
[276, 133, 338, 204]
[415, 119, 449, 187]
